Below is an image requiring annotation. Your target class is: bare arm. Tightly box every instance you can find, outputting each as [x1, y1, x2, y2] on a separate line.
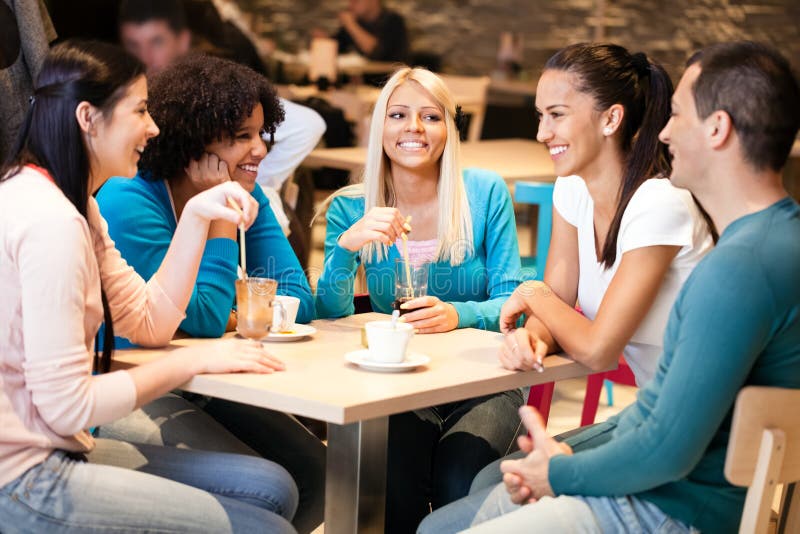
[499, 208, 577, 369]
[517, 245, 679, 371]
[500, 209, 679, 371]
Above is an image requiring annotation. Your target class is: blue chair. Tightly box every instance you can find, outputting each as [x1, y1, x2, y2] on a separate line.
[515, 181, 555, 281]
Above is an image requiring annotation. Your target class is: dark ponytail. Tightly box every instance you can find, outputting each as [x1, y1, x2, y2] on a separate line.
[545, 43, 674, 268]
[1, 40, 145, 373]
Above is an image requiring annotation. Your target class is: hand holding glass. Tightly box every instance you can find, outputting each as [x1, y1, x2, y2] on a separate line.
[393, 260, 429, 315]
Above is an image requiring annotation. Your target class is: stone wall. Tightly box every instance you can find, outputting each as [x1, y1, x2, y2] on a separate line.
[238, 0, 799, 82]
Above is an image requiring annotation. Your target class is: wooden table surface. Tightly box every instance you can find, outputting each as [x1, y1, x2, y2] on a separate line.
[113, 313, 597, 425]
[303, 138, 556, 185]
[113, 313, 605, 533]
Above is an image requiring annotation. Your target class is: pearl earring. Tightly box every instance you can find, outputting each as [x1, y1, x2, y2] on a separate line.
[603, 127, 613, 136]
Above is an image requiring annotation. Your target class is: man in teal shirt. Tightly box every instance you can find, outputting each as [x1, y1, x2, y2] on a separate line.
[419, 41, 800, 534]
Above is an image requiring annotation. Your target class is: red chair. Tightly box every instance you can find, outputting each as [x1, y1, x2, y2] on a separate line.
[579, 356, 636, 426]
[527, 355, 637, 427]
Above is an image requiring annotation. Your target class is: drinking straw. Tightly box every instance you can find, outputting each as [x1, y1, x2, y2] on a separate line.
[226, 197, 247, 280]
[401, 215, 413, 298]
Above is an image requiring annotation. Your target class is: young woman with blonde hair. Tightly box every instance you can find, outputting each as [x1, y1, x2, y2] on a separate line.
[315, 67, 525, 532]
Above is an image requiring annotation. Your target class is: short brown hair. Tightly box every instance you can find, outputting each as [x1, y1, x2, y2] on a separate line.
[688, 41, 800, 172]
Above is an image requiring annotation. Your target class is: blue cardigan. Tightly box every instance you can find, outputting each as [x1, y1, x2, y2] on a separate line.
[314, 169, 523, 331]
[97, 175, 313, 338]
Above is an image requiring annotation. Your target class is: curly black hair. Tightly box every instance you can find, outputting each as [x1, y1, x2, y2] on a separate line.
[139, 53, 284, 181]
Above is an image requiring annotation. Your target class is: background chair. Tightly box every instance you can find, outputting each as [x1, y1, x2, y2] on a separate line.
[438, 74, 491, 142]
[726, 386, 800, 534]
[514, 181, 554, 281]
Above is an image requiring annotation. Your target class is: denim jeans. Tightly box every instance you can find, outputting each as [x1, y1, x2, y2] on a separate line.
[0, 442, 297, 533]
[97, 393, 325, 534]
[385, 388, 523, 534]
[418, 481, 696, 533]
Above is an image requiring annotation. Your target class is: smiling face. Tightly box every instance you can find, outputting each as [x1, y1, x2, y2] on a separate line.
[382, 81, 447, 177]
[92, 75, 159, 183]
[204, 103, 267, 192]
[535, 69, 609, 178]
[659, 64, 709, 192]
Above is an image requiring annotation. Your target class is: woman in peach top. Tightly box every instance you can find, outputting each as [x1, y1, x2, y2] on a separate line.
[0, 41, 297, 533]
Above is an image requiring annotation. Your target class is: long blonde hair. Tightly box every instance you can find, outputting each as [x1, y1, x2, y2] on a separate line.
[323, 67, 473, 265]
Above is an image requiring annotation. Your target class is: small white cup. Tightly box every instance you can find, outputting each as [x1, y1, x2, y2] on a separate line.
[271, 295, 301, 332]
[365, 321, 414, 363]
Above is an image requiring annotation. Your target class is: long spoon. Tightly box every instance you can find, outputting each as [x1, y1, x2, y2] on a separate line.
[400, 215, 413, 298]
[227, 197, 247, 280]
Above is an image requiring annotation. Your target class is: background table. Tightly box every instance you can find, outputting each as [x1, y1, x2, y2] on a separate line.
[303, 138, 556, 185]
[113, 313, 604, 534]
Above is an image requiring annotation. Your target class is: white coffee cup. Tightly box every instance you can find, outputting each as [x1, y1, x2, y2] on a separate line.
[271, 295, 301, 332]
[365, 321, 414, 363]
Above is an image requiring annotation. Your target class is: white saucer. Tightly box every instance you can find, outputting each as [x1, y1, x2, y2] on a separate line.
[344, 349, 430, 373]
[263, 324, 317, 342]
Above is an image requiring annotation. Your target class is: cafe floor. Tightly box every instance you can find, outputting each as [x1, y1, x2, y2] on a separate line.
[306, 203, 638, 533]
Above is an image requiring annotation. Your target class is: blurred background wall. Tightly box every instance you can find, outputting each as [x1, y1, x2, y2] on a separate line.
[239, 0, 799, 81]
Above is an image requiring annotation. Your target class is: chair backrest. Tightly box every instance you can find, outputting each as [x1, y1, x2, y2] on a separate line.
[439, 74, 491, 142]
[514, 181, 555, 280]
[725, 386, 800, 534]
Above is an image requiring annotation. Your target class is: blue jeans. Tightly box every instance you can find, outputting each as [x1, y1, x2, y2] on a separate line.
[418, 448, 696, 534]
[419, 482, 696, 533]
[98, 393, 325, 534]
[0, 441, 297, 533]
[386, 389, 523, 534]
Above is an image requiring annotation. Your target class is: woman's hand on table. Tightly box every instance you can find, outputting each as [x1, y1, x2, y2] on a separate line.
[185, 152, 231, 191]
[400, 296, 459, 334]
[185, 181, 258, 229]
[499, 281, 554, 333]
[338, 207, 409, 251]
[180, 338, 286, 375]
[498, 327, 546, 372]
[500, 406, 572, 504]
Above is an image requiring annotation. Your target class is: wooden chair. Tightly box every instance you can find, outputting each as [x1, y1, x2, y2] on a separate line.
[725, 386, 800, 534]
[438, 74, 491, 142]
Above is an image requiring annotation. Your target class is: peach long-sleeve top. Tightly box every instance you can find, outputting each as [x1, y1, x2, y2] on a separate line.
[0, 167, 185, 487]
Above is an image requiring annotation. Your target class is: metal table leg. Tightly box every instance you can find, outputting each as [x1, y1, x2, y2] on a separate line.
[324, 416, 389, 534]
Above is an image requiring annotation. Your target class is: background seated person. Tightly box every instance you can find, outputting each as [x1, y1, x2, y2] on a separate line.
[334, 0, 409, 63]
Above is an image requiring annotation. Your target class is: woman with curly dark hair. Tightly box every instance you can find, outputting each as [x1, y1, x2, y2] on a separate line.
[96, 53, 324, 534]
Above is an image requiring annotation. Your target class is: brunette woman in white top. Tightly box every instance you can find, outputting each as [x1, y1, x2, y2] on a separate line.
[420, 42, 716, 534]
[0, 41, 297, 532]
[499, 43, 714, 386]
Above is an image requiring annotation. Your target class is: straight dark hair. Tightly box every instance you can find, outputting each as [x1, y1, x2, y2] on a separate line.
[1, 40, 145, 373]
[118, 0, 187, 33]
[545, 43, 674, 268]
[687, 41, 800, 172]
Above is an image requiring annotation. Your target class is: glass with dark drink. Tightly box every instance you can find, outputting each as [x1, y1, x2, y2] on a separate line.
[395, 259, 430, 314]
